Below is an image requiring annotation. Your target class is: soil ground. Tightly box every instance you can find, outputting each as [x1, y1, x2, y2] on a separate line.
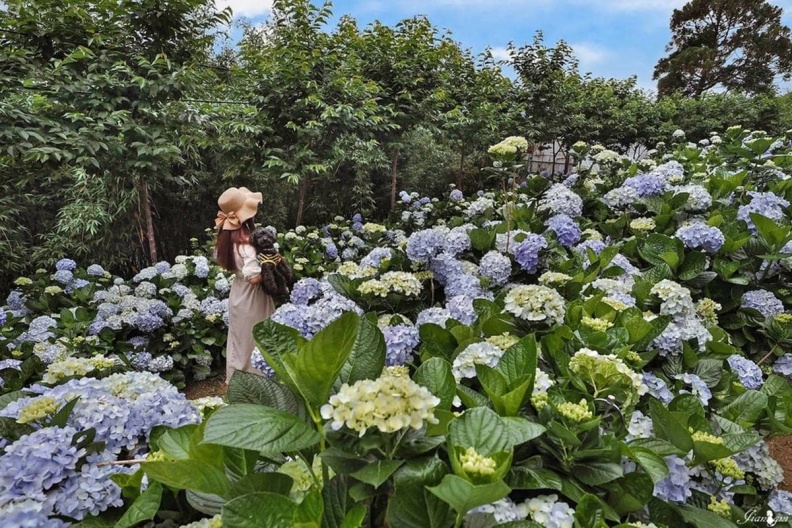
[183, 376, 226, 400]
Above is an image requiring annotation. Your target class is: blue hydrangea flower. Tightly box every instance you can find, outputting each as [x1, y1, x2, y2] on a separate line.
[199, 297, 226, 317]
[352, 221, 363, 232]
[291, 279, 324, 305]
[55, 259, 77, 271]
[352, 213, 363, 223]
[0, 358, 22, 370]
[250, 347, 275, 377]
[676, 373, 712, 406]
[737, 191, 790, 233]
[769, 490, 792, 515]
[341, 248, 358, 261]
[642, 372, 673, 404]
[0, 500, 70, 527]
[653, 455, 692, 503]
[445, 273, 488, 299]
[153, 261, 171, 274]
[147, 355, 174, 372]
[0, 309, 6, 328]
[132, 267, 158, 283]
[406, 229, 446, 263]
[416, 307, 452, 328]
[545, 214, 581, 247]
[446, 295, 479, 325]
[323, 239, 339, 260]
[132, 313, 164, 333]
[443, 228, 471, 256]
[774, 354, 792, 378]
[7, 290, 28, 317]
[742, 290, 784, 318]
[193, 257, 210, 279]
[86, 264, 105, 277]
[727, 355, 763, 389]
[53, 269, 74, 285]
[675, 222, 725, 253]
[21, 315, 57, 343]
[399, 190, 411, 203]
[429, 255, 463, 287]
[359, 248, 392, 270]
[478, 251, 511, 286]
[623, 173, 668, 197]
[382, 324, 420, 366]
[513, 234, 547, 273]
[449, 189, 464, 202]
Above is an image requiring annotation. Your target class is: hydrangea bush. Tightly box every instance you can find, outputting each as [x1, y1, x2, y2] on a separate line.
[5, 127, 792, 526]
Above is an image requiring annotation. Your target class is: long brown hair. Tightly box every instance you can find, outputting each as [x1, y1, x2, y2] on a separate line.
[215, 219, 255, 272]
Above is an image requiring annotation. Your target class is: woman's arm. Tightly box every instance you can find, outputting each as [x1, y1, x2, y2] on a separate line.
[239, 244, 262, 283]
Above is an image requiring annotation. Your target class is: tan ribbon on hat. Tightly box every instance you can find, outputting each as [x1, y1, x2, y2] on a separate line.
[215, 210, 241, 230]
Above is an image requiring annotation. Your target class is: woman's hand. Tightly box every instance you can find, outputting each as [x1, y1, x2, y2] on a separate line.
[248, 275, 263, 285]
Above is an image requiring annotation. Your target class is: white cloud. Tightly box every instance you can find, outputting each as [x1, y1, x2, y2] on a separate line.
[215, 0, 273, 18]
[489, 47, 511, 61]
[569, 42, 609, 66]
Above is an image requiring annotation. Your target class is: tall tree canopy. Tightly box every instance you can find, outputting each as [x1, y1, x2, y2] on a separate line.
[653, 0, 792, 97]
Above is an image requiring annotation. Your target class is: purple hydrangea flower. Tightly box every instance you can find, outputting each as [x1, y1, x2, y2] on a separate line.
[53, 270, 73, 285]
[352, 222, 363, 232]
[642, 373, 673, 404]
[742, 290, 784, 318]
[513, 234, 547, 273]
[675, 222, 725, 253]
[382, 324, 420, 366]
[653, 455, 692, 503]
[21, 315, 58, 343]
[773, 354, 792, 378]
[737, 191, 790, 233]
[727, 355, 764, 389]
[416, 307, 452, 328]
[443, 229, 471, 256]
[623, 173, 668, 197]
[352, 213, 363, 223]
[446, 295, 478, 325]
[7, 290, 28, 317]
[545, 214, 581, 247]
[153, 261, 171, 274]
[86, 264, 105, 277]
[323, 239, 339, 260]
[360, 248, 392, 269]
[406, 229, 446, 263]
[55, 259, 77, 271]
[193, 257, 210, 279]
[290, 279, 324, 305]
[449, 189, 464, 202]
[676, 373, 711, 406]
[478, 251, 512, 286]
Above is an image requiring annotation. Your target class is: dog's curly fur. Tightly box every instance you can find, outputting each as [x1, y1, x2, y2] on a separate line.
[249, 228, 293, 302]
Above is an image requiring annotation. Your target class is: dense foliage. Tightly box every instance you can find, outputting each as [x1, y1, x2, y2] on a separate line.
[3, 0, 792, 299]
[5, 128, 792, 526]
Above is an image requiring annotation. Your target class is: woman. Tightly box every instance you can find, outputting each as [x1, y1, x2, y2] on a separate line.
[214, 186, 274, 383]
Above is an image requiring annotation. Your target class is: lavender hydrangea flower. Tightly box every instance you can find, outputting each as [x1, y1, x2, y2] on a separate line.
[642, 372, 673, 404]
[132, 267, 158, 283]
[478, 251, 512, 286]
[727, 355, 763, 389]
[153, 261, 171, 274]
[21, 315, 57, 343]
[539, 183, 583, 217]
[443, 228, 471, 256]
[359, 248, 392, 270]
[742, 290, 784, 318]
[193, 257, 210, 279]
[769, 490, 792, 515]
[86, 264, 105, 277]
[382, 324, 420, 365]
[399, 190, 411, 203]
[513, 234, 547, 273]
[623, 173, 668, 197]
[290, 279, 324, 305]
[653, 455, 692, 503]
[416, 307, 452, 328]
[323, 239, 339, 260]
[446, 295, 479, 325]
[352, 213, 363, 223]
[676, 373, 712, 406]
[737, 191, 790, 233]
[545, 214, 581, 247]
[147, 355, 174, 373]
[250, 347, 275, 377]
[7, 290, 29, 317]
[406, 229, 446, 263]
[774, 354, 792, 377]
[675, 222, 725, 253]
[53, 270, 73, 285]
[449, 189, 464, 202]
[55, 259, 77, 271]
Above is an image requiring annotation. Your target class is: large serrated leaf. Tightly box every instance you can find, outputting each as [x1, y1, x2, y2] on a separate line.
[227, 370, 306, 420]
[202, 404, 321, 455]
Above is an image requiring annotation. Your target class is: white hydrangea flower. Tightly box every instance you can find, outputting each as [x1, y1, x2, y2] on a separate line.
[504, 285, 566, 325]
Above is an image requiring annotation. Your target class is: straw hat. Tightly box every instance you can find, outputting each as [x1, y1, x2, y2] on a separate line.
[215, 187, 263, 231]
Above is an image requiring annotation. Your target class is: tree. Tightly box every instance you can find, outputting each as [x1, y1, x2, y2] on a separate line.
[654, 0, 792, 97]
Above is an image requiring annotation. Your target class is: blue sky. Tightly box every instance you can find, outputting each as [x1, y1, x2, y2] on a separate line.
[218, 0, 792, 93]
